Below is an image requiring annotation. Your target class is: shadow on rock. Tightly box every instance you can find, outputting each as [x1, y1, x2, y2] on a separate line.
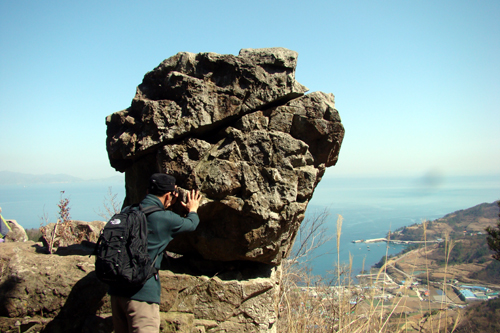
[0, 276, 22, 317]
[163, 253, 275, 281]
[31, 241, 96, 256]
[42, 272, 111, 333]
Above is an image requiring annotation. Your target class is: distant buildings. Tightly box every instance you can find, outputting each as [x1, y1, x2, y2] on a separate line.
[456, 285, 498, 301]
[458, 289, 476, 301]
[459, 285, 491, 292]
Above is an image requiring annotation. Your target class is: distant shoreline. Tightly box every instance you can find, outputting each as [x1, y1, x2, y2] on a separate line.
[0, 171, 123, 186]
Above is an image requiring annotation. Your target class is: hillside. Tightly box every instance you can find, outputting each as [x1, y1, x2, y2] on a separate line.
[390, 201, 499, 242]
[454, 295, 500, 332]
[385, 201, 500, 285]
[363, 201, 500, 331]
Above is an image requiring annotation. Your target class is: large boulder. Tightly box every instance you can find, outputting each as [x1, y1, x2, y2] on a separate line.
[106, 48, 344, 266]
[39, 220, 105, 253]
[4, 220, 28, 242]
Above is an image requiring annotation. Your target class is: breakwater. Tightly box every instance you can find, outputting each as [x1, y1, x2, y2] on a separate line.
[352, 238, 443, 244]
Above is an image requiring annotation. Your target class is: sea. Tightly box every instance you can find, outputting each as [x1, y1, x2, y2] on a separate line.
[0, 179, 127, 228]
[1, 174, 499, 280]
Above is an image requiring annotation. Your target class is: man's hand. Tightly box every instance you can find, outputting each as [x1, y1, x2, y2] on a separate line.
[181, 189, 202, 213]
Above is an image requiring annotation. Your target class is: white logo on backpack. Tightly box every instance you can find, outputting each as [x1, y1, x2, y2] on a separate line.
[110, 219, 121, 225]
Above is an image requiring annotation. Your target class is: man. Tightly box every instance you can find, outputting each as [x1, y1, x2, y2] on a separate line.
[0, 207, 11, 243]
[109, 173, 201, 333]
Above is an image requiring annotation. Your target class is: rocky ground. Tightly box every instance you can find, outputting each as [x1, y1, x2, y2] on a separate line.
[0, 238, 282, 333]
[0, 240, 111, 333]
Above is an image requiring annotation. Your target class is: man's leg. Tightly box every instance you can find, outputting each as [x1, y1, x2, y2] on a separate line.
[127, 299, 160, 333]
[111, 295, 131, 333]
[111, 295, 160, 333]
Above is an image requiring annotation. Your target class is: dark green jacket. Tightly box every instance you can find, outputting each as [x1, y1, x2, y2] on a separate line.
[108, 194, 199, 304]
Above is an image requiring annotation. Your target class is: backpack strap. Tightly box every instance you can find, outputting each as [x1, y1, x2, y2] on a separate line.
[139, 204, 165, 274]
[140, 205, 163, 215]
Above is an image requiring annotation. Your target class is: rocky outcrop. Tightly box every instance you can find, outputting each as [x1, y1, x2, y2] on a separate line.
[0, 241, 280, 332]
[158, 263, 280, 332]
[106, 47, 344, 266]
[0, 241, 109, 333]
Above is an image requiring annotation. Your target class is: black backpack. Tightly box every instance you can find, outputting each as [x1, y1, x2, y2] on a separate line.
[94, 204, 163, 287]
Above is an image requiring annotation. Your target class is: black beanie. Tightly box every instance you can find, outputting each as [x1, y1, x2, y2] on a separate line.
[149, 173, 176, 195]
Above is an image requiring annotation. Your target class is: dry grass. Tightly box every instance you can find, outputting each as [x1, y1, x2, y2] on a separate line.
[95, 186, 122, 221]
[278, 216, 465, 332]
[39, 191, 72, 254]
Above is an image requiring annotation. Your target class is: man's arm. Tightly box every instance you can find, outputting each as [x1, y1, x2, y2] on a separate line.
[169, 189, 201, 236]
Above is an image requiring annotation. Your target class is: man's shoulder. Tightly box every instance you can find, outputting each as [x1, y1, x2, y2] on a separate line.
[141, 194, 163, 207]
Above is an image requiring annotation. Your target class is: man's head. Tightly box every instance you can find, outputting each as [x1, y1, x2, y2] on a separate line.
[149, 173, 176, 196]
[149, 173, 178, 208]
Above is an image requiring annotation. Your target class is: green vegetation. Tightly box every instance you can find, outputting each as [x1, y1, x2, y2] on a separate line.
[373, 253, 397, 268]
[391, 225, 425, 241]
[25, 228, 43, 241]
[470, 257, 500, 284]
[455, 297, 500, 333]
[435, 236, 491, 266]
[401, 243, 423, 253]
[486, 201, 500, 261]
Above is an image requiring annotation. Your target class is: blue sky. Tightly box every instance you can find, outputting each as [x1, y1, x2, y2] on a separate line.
[1, 0, 499, 180]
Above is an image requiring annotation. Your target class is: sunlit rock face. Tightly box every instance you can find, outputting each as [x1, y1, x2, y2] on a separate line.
[106, 48, 344, 266]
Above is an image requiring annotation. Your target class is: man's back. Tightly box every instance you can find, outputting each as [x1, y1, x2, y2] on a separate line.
[108, 193, 199, 304]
